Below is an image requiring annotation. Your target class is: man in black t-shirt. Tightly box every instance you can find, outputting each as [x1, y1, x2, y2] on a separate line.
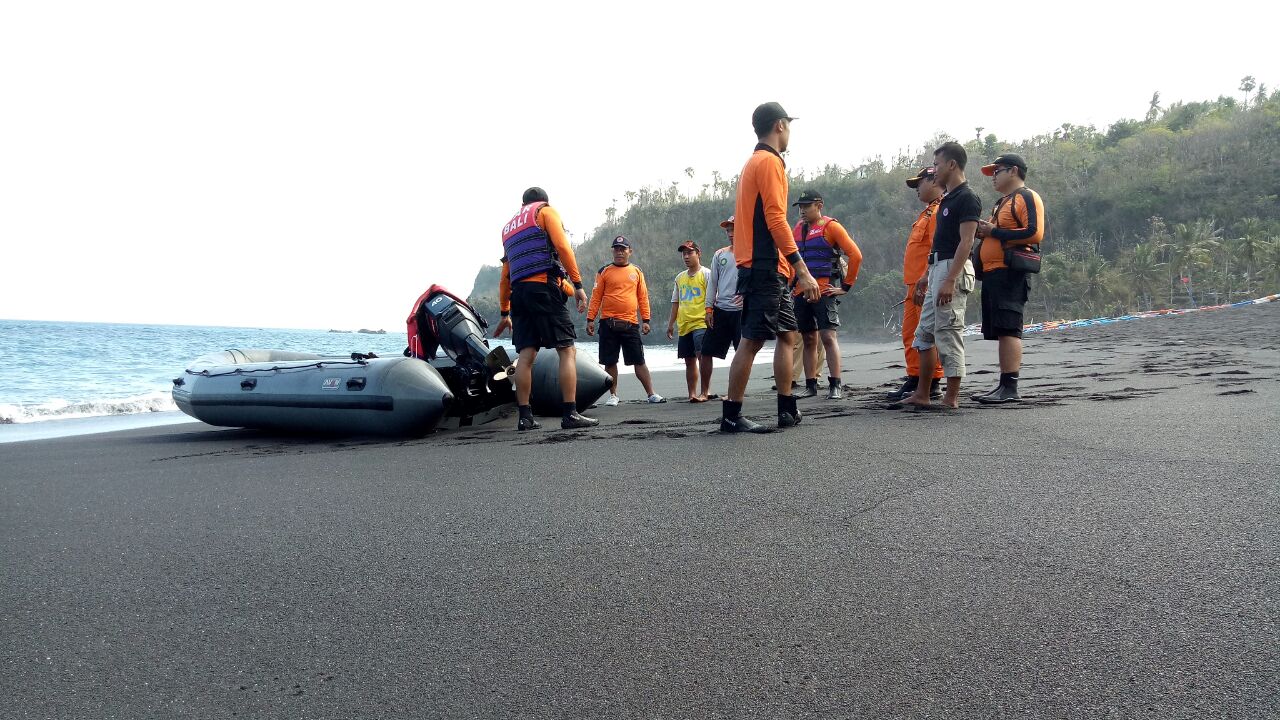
[906, 141, 979, 410]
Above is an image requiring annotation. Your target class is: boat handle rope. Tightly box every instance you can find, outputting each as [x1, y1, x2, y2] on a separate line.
[185, 359, 371, 378]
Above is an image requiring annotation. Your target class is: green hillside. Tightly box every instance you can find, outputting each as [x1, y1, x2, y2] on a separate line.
[470, 85, 1280, 339]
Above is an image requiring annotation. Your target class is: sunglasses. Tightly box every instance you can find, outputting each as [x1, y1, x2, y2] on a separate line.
[993, 166, 1016, 176]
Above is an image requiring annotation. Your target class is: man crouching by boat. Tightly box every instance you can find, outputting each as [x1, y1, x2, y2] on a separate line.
[492, 187, 599, 431]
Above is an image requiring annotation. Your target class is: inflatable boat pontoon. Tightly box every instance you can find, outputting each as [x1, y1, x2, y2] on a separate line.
[172, 286, 612, 437]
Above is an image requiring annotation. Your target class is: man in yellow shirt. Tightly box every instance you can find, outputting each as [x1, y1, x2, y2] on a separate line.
[667, 241, 713, 402]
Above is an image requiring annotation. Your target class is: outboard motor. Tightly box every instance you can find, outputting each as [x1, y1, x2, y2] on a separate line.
[406, 285, 514, 423]
[408, 286, 492, 368]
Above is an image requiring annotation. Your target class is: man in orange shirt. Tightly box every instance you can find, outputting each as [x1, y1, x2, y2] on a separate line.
[493, 187, 598, 431]
[888, 167, 946, 401]
[586, 235, 665, 406]
[721, 102, 821, 433]
[974, 153, 1045, 404]
[791, 190, 862, 400]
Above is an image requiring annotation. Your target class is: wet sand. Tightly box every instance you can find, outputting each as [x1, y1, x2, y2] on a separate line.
[2, 303, 1277, 718]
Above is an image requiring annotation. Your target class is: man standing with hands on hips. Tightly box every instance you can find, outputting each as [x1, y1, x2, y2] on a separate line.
[905, 142, 979, 410]
[790, 190, 862, 400]
[720, 102, 821, 433]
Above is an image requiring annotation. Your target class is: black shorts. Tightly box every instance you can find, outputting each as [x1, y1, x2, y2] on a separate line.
[677, 328, 706, 359]
[738, 269, 798, 341]
[598, 319, 646, 366]
[701, 308, 741, 358]
[981, 268, 1030, 340]
[795, 294, 841, 333]
[511, 281, 577, 352]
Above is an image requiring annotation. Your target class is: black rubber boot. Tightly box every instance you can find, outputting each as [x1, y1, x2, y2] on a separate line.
[517, 406, 540, 432]
[720, 400, 770, 434]
[561, 402, 599, 429]
[929, 378, 944, 399]
[561, 412, 600, 429]
[777, 394, 802, 428]
[970, 377, 1003, 400]
[826, 377, 843, 400]
[887, 376, 919, 401]
[977, 374, 1021, 404]
[797, 378, 819, 399]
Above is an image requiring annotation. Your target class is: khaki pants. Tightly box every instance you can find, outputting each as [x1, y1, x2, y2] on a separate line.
[792, 331, 825, 383]
[912, 258, 974, 378]
[903, 286, 944, 380]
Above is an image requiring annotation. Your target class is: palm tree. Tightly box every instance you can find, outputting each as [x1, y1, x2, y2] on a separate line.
[1070, 251, 1113, 315]
[1240, 76, 1256, 107]
[1037, 253, 1071, 317]
[1261, 240, 1280, 292]
[1233, 217, 1269, 295]
[1119, 242, 1164, 310]
[1145, 91, 1162, 122]
[1165, 219, 1221, 306]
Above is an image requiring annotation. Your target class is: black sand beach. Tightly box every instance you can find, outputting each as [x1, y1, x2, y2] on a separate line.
[2, 303, 1278, 719]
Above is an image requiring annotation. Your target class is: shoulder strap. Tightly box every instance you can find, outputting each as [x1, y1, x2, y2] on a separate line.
[827, 220, 842, 258]
[990, 195, 1007, 223]
[1017, 188, 1040, 247]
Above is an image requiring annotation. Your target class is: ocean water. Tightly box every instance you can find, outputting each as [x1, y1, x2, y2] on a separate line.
[0, 319, 748, 437]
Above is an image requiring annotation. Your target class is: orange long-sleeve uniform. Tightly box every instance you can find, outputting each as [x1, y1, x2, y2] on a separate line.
[980, 186, 1045, 271]
[733, 143, 801, 280]
[904, 199, 940, 286]
[791, 219, 863, 296]
[903, 199, 944, 379]
[587, 263, 651, 323]
[499, 205, 582, 314]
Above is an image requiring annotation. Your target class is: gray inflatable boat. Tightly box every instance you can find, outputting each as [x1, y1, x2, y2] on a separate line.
[172, 349, 454, 437]
[528, 348, 613, 414]
[172, 287, 615, 437]
[172, 347, 613, 436]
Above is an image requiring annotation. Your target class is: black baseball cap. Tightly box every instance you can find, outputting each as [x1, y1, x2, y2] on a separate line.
[905, 166, 937, 188]
[981, 153, 1028, 176]
[676, 240, 700, 253]
[752, 102, 796, 133]
[792, 190, 823, 206]
[522, 186, 549, 204]
[611, 235, 631, 249]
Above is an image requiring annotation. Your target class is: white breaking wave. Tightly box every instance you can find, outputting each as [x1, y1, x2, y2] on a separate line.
[0, 391, 177, 424]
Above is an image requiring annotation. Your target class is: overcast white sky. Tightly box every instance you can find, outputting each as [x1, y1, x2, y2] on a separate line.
[2, 1, 1274, 330]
